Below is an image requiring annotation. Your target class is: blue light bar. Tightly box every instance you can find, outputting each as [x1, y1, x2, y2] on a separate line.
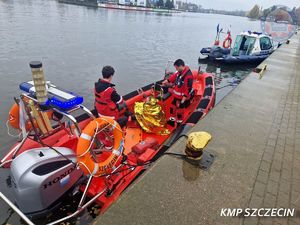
[20, 82, 35, 94]
[19, 81, 84, 110]
[47, 95, 83, 110]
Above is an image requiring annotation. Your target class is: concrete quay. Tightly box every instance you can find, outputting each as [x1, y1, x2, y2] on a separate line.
[95, 33, 300, 225]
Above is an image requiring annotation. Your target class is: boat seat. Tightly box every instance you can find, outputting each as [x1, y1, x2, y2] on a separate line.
[205, 77, 213, 85]
[198, 98, 210, 110]
[186, 111, 204, 123]
[203, 87, 213, 97]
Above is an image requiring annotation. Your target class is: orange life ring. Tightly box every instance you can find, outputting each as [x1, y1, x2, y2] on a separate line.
[223, 37, 232, 48]
[76, 117, 124, 176]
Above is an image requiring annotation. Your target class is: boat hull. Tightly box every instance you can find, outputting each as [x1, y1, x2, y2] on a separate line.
[1, 71, 215, 215]
[200, 46, 230, 57]
[216, 54, 271, 64]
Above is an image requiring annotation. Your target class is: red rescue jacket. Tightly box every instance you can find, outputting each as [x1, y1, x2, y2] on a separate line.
[94, 79, 123, 118]
[168, 66, 193, 100]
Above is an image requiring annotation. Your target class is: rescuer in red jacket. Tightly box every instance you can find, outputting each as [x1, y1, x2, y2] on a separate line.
[94, 66, 127, 127]
[162, 59, 193, 125]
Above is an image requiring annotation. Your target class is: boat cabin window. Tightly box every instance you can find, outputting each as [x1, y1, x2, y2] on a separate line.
[231, 35, 242, 56]
[231, 35, 256, 56]
[260, 37, 273, 50]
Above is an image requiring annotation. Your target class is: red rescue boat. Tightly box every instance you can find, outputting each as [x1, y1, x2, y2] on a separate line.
[0, 66, 215, 224]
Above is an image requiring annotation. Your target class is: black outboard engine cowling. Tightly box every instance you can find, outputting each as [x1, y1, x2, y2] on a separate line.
[10, 147, 83, 215]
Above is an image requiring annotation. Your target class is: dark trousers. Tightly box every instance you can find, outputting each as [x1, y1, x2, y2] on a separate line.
[169, 98, 185, 121]
[94, 106, 128, 128]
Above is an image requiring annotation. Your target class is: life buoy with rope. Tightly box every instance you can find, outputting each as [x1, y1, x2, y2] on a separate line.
[222, 36, 232, 49]
[76, 117, 124, 176]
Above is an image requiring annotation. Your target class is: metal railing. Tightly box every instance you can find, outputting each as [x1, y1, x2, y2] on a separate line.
[0, 192, 35, 225]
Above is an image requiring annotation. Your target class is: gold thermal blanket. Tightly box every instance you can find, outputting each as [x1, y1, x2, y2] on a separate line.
[134, 96, 170, 135]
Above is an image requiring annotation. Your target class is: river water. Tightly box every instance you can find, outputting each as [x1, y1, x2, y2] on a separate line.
[0, 0, 260, 224]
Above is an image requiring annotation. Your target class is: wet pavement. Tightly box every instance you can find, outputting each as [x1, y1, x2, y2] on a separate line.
[94, 34, 300, 225]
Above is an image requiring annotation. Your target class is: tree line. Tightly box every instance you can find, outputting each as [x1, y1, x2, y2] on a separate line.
[247, 4, 300, 25]
[155, 0, 174, 9]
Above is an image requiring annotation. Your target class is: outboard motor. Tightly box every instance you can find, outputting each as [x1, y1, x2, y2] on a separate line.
[10, 147, 83, 215]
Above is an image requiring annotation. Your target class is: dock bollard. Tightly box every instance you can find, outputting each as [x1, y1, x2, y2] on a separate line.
[185, 132, 211, 160]
[184, 131, 215, 170]
[164, 131, 215, 170]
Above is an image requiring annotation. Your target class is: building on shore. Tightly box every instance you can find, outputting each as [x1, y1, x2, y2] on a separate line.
[58, 0, 99, 7]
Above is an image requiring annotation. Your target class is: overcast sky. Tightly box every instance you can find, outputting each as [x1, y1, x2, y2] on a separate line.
[197, 0, 299, 11]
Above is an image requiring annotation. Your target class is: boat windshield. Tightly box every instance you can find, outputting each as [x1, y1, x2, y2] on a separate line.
[231, 35, 256, 56]
[260, 37, 273, 50]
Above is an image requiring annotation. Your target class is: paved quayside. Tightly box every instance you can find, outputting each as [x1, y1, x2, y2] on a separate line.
[95, 33, 300, 225]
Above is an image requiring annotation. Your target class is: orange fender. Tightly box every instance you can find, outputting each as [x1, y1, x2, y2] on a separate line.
[8, 103, 20, 129]
[8, 102, 52, 131]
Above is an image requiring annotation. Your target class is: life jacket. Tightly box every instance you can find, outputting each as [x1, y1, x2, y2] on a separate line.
[171, 66, 193, 100]
[94, 80, 118, 118]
